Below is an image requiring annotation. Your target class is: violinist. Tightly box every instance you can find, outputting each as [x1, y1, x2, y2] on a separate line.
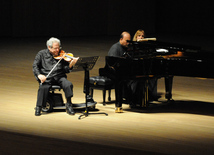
[33, 37, 79, 116]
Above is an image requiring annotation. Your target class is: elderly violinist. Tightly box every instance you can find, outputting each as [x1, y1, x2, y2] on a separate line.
[33, 37, 79, 116]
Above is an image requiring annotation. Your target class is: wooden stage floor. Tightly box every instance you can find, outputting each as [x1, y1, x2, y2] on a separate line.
[0, 35, 214, 155]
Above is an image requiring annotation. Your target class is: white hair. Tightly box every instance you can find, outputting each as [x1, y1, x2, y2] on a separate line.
[46, 37, 61, 48]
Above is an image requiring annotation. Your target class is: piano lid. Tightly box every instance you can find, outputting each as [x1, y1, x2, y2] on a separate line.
[128, 40, 200, 52]
[127, 39, 201, 59]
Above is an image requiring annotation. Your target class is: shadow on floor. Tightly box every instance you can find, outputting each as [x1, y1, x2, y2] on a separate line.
[126, 100, 214, 116]
[0, 130, 165, 155]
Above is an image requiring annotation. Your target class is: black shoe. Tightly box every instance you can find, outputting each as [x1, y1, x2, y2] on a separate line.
[66, 103, 75, 115]
[87, 96, 95, 103]
[166, 98, 174, 104]
[148, 95, 161, 102]
[165, 93, 172, 100]
[35, 106, 42, 116]
[129, 101, 136, 108]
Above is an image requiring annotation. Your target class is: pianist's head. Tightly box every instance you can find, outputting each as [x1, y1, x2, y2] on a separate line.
[120, 31, 131, 48]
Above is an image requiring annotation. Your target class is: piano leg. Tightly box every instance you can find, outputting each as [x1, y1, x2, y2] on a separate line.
[165, 75, 173, 100]
[142, 80, 149, 107]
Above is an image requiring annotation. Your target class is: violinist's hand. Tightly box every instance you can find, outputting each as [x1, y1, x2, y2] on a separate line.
[69, 57, 79, 68]
[38, 74, 46, 83]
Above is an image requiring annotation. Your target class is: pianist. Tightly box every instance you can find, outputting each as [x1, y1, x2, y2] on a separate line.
[108, 31, 142, 112]
[108, 31, 131, 57]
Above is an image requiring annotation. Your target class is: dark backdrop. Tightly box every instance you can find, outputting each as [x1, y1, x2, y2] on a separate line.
[0, 0, 213, 38]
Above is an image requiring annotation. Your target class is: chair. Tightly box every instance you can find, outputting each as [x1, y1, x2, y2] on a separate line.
[42, 84, 97, 113]
[42, 85, 65, 112]
[89, 75, 114, 105]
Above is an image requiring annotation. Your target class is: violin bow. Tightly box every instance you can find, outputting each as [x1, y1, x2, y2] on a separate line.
[40, 56, 64, 85]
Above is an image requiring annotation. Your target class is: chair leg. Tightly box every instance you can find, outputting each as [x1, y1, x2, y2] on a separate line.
[90, 88, 94, 98]
[108, 89, 111, 101]
[102, 89, 106, 106]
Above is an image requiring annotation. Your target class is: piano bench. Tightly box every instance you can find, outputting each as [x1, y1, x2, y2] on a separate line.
[89, 76, 114, 105]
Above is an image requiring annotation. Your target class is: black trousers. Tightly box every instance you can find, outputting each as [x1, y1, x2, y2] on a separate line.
[36, 77, 73, 107]
[127, 79, 145, 106]
[148, 77, 158, 100]
[115, 80, 125, 108]
[115, 79, 144, 107]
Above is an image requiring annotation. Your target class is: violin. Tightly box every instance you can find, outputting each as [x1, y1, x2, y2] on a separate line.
[40, 50, 79, 85]
[54, 50, 74, 62]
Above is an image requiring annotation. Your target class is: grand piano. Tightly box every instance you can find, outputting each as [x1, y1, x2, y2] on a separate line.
[102, 39, 214, 107]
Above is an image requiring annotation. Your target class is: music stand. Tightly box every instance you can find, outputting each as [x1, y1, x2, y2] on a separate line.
[72, 56, 108, 119]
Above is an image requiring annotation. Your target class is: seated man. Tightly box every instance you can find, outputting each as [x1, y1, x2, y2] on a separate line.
[33, 37, 79, 116]
[108, 31, 142, 112]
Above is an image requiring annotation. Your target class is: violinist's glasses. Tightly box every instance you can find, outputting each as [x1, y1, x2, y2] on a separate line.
[51, 47, 62, 50]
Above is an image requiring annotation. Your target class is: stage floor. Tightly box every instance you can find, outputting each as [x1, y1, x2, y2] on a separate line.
[1, 35, 214, 155]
